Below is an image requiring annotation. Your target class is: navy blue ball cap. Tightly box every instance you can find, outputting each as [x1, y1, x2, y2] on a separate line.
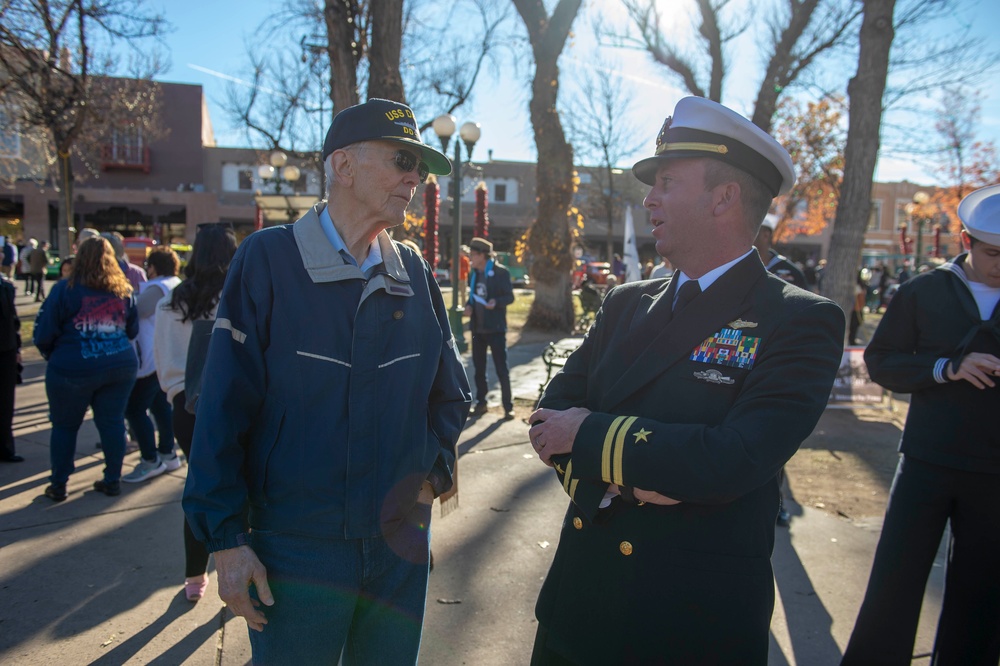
[322, 98, 452, 176]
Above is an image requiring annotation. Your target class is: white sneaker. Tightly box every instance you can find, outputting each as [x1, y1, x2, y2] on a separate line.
[121, 458, 167, 483]
[161, 453, 182, 471]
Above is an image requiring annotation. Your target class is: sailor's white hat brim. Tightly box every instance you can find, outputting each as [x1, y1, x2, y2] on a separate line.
[958, 184, 1000, 247]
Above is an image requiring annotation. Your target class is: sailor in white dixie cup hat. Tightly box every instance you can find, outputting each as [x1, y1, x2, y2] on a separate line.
[843, 181, 1000, 664]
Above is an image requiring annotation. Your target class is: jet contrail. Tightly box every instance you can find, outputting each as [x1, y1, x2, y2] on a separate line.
[187, 64, 288, 98]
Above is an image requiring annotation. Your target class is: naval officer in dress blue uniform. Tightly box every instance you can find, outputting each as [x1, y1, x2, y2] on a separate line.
[843, 184, 1000, 666]
[527, 96, 846, 665]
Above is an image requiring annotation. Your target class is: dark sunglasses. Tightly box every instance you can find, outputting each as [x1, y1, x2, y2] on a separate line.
[392, 150, 429, 183]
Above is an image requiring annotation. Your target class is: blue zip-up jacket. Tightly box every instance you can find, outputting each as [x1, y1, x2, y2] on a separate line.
[183, 204, 472, 552]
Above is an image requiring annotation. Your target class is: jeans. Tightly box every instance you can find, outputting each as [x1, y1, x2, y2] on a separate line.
[247, 502, 432, 665]
[124, 373, 174, 462]
[47, 363, 137, 485]
[472, 331, 512, 411]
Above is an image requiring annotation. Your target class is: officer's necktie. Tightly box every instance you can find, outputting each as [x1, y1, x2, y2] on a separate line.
[673, 279, 701, 313]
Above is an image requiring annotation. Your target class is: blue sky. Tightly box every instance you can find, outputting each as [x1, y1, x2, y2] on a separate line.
[153, 0, 1000, 185]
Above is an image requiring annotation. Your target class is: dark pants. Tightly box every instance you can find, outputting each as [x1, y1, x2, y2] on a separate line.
[23, 273, 34, 295]
[173, 391, 209, 578]
[31, 273, 44, 300]
[472, 331, 512, 412]
[124, 373, 174, 462]
[0, 348, 16, 458]
[842, 455, 1000, 666]
[46, 363, 136, 484]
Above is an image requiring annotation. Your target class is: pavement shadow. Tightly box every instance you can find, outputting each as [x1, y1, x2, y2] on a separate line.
[0, 498, 194, 656]
[88, 591, 217, 666]
[772, 526, 842, 665]
[424, 460, 560, 663]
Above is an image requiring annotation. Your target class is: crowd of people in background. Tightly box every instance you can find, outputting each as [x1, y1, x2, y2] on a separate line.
[0, 224, 238, 603]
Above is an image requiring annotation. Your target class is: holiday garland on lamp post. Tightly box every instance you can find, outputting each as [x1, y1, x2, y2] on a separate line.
[474, 181, 489, 238]
[424, 175, 439, 268]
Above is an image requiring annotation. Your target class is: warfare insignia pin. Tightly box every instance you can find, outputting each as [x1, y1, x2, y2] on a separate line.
[694, 369, 735, 385]
[633, 428, 652, 443]
[728, 319, 758, 329]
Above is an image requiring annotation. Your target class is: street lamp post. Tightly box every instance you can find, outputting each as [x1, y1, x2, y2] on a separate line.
[904, 190, 930, 268]
[257, 150, 302, 224]
[432, 114, 481, 353]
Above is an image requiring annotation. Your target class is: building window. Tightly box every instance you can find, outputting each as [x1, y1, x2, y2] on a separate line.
[868, 200, 883, 230]
[495, 183, 507, 203]
[0, 108, 20, 158]
[108, 125, 144, 164]
[238, 170, 254, 191]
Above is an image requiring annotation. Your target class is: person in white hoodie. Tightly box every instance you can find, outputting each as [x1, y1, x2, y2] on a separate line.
[121, 247, 182, 483]
[153, 224, 238, 601]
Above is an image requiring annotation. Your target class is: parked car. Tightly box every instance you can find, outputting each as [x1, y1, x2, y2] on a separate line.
[572, 261, 611, 289]
[123, 237, 156, 266]
[44, 250, 61, 280]
[433, 267, 450, 286]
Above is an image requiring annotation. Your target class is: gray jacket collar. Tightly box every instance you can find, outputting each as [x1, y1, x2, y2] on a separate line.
[293, 203, 412, 290]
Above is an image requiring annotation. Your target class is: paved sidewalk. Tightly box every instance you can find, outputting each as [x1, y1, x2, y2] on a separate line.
[0, 290, 944, 664]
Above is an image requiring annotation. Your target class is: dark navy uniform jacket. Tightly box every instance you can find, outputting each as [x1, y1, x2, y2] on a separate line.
[536, 252, 844, 664]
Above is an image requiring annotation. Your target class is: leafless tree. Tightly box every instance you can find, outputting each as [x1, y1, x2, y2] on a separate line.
[512, 0, 582, 331]
[564, 62, 643, 261]
[228, 0, 509, 163]
[823, 0, 896, 342]
[612, 0, 861, 132]
[0, 0, 167, 253]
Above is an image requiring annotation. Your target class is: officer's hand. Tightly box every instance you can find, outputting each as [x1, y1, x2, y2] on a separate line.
[528, 407, 591, 463]
[946, 352, 1000, 389]
[214, 544, 273, 632]
[633, 488, 682, 505]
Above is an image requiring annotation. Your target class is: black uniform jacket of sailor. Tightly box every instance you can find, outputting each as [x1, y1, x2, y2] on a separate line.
[535, 253, 845, 665]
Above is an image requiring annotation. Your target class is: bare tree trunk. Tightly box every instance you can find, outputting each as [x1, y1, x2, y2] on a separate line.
[56, 148, 74, 254]
[823, 0, 896, 343]
[325, 0, 362, 113]
[368, 0, 405, 102]
[513, 0, 582, 331]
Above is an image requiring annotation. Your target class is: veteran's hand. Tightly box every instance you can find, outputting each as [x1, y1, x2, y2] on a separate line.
[528, 407, 591, 464]
[417, 480, 435, 505]
[214, 544, 273, 632]
[485, 298, 496, 310]
[947, 351, 1000, 389]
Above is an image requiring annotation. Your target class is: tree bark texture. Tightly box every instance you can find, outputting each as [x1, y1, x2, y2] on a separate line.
[325, 0, 362, 114]
[513, 0, 582, 332]
[368, 0, 405, 103]
[823, 0, 896, 343]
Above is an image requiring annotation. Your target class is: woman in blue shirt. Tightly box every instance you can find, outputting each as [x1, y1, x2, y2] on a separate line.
[34, 237, 139, 501]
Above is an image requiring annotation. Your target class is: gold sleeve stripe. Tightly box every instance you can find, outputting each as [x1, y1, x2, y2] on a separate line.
[563, 460, 575, 495]
[569, 479, 579, 502]
[602, 416, 627, 483]
[613, 416, 638, 486]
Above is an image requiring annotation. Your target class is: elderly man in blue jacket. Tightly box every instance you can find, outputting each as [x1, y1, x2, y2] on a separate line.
[183, 98, 471, 664]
